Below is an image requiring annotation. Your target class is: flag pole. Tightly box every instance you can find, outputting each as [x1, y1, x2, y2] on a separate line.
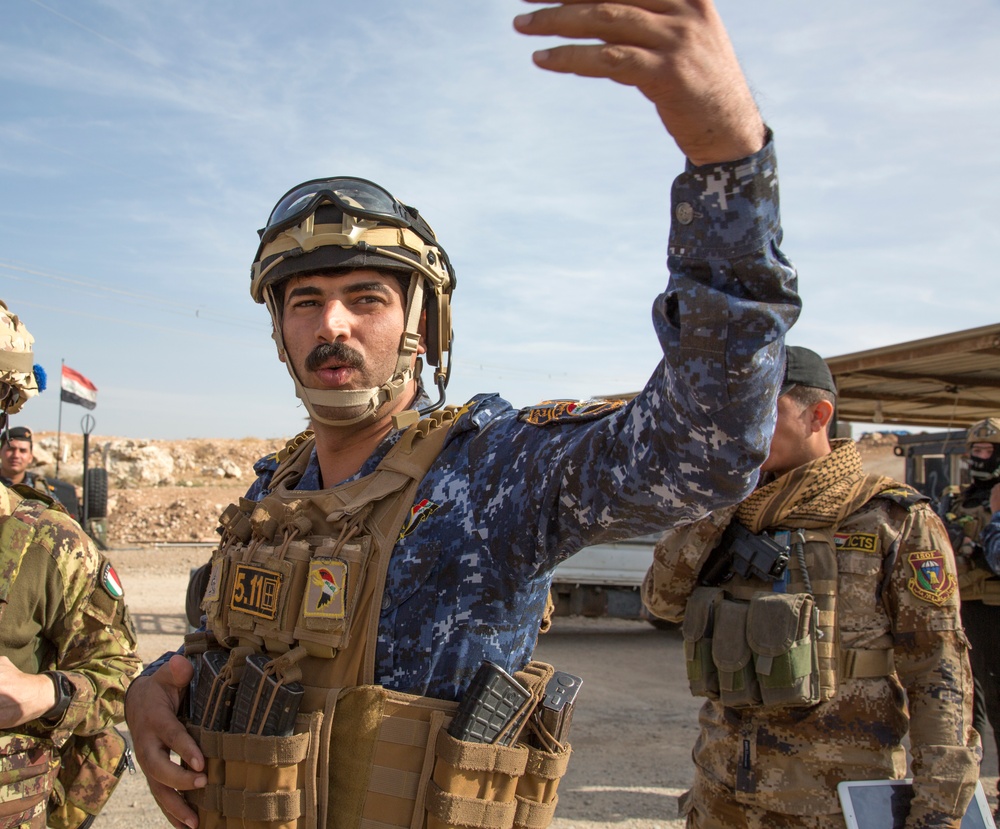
[56, 359, 64, 478]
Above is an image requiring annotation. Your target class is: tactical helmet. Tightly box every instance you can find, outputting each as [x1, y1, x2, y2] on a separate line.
[251, 177, 454, 427]
[966, 417, 1000, 482]
[967, 417, 1000, 446]
[0, 300, 39, 416]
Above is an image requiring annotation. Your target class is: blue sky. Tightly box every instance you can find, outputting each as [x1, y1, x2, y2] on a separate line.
[2, 1, 997, 440]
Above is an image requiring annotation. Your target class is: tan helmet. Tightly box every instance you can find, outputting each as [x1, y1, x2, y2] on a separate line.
[0, 300, 39, 416]
[966, 417, 1000, 446]
[251, 177, 454, 427]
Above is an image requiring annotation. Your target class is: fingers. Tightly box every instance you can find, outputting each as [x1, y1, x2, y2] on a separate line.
[514, 0, 765, 165]
[148, 776, 202, 829]
[516, 2, 673, 48]
[125, 665, 206, 829]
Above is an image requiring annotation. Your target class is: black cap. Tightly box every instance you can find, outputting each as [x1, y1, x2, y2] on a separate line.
[780, 346, 836, 397]
[4, 425, 32, 445]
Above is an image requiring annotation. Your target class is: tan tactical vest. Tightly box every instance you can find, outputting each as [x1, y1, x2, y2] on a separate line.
[683, 478, 897, 710]
[186, 410, 571, 829]
[946, 494, 1000, 605]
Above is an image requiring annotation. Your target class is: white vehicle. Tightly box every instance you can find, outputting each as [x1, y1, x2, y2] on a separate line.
[551, 533, 669, 625]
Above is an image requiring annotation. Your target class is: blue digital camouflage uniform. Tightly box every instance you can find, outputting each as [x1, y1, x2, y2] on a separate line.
[981, 508, 1000, 574]
[153, 134, 800, 702]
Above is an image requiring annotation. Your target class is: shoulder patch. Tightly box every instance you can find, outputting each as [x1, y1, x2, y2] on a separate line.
[275, 430, 314, 464]
[906, 550, 957, 606]
[101, 562, 125, 599]
[874, 485, 928, 510]
[518, 398, 626, 426]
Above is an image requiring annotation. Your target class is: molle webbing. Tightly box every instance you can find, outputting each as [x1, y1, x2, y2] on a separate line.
[205, 407, 459, 692]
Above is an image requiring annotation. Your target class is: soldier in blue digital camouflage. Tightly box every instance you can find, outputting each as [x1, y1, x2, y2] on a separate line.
[125, 3, 802, 828]
[0, 300, 142, 829]
[642, 347, 981, 829]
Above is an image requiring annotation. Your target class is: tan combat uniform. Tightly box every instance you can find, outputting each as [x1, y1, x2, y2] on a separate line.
[0, 485, 141, 828]
[643, 440, 981, 829]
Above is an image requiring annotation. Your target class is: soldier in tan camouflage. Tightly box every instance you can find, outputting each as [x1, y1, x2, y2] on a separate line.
[0, 299, 142, 829]
[643, 346, 982, 829]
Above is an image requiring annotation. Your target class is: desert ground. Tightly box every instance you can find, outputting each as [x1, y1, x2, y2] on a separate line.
[29, 432, 996, 826]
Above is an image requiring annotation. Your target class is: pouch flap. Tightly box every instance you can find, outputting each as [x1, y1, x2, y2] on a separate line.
[747, 592, 811, 657]
[434, 730, 528, 777]
[681, 587, 721, 643]
[711, 599, 753, 671]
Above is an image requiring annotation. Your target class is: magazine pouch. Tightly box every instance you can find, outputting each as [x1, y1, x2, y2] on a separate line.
[712, 598, 760, 708]
[681, 587, 722, 699]
[185, 713, 321, 829]
[511, 743, 571, 829]
[747, 591, 820, 707]
[424, 731, 528, 829]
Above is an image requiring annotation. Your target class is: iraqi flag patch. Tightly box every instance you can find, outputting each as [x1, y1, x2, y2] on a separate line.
[398, 498, 440, 541]
[906, 550, 957, 606]
[101, 562, 124, 599]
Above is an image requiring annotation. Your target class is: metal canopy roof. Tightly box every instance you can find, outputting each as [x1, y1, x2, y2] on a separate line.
[827, 323, 1000, 428]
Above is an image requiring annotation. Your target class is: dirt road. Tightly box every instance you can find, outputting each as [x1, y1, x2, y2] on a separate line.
[99, 545, 998, 828]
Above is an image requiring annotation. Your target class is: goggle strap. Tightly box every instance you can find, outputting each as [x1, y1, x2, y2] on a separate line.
[264, 225, 418, 257]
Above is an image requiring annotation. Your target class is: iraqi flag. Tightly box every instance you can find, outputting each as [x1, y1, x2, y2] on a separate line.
[61, 365, 98, 410]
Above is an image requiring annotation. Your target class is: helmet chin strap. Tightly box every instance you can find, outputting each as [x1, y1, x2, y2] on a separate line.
[265, 276, 426, 428]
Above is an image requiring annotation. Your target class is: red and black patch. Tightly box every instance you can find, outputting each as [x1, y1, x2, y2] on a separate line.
[518, 398, 627, 426]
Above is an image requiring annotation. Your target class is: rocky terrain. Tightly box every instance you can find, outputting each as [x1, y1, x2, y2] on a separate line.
[23, 430, 908, 545]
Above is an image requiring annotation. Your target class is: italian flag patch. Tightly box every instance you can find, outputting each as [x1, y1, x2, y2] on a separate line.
[102, 563, 124, 599]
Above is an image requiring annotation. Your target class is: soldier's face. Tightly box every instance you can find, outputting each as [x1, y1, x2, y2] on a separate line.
[0, 438, 32, 476]
[279, 270, 423, 412]
[970, 442, 995, 460]
[760, 395, 814, 477]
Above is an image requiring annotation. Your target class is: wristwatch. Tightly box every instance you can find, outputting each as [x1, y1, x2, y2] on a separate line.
[41, 671, 74, 723]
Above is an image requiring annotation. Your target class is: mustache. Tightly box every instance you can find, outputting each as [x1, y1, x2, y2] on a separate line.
[304, 341, 365, 373]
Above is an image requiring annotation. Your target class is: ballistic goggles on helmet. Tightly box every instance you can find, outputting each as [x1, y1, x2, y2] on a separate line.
[260, 177, 437, 248]
[250, 177, 454, 304]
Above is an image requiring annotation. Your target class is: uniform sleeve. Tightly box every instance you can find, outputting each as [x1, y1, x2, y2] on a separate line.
[883, 504, 981, 829]
[473, 133, 800, 571]
[981, 511, 1000, 575]
[38, 515, 142, 745]
[641, 506, 737, 622]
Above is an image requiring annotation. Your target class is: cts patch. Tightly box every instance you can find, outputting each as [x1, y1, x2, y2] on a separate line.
[399, 498, 440, 540]
[304, 559, 347, 618]
[519, 398, 626, 426]
[833, 532, 878, 553]
[101, 563, 124, 599]
[229, 563, 282, 619]
[906, 550, 957, 606]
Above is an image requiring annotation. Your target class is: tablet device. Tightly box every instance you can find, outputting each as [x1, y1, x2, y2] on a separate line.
[837, 778, 995, 829]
